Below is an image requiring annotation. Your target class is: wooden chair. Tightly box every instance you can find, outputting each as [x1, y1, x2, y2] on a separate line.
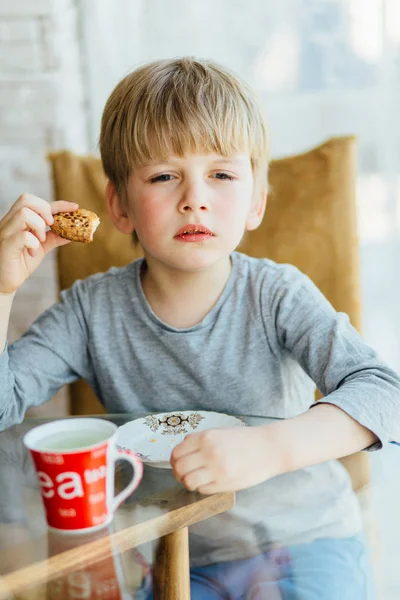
[48, 136, 370, 495]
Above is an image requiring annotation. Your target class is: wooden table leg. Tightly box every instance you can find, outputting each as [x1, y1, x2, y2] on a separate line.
[152, 527, 190, 600]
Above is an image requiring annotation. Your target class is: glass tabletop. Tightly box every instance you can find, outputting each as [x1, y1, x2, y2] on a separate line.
[0, 412, 396, 600]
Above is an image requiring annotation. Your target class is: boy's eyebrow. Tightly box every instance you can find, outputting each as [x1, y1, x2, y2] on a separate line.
[137, 154, 250, 173]
[142, 156, 247, 166]
[211, 157, 247, 165]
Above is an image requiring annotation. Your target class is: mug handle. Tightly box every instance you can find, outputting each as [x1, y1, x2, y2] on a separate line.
[111, 447, 143, 512]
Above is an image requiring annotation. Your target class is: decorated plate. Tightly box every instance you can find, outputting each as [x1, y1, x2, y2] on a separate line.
[116, 410, 246, 468]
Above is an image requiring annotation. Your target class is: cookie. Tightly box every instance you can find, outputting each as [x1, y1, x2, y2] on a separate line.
[50, 209, 100, 243]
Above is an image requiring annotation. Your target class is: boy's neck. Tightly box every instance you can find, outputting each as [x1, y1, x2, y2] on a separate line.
[140, 255, 232, 329]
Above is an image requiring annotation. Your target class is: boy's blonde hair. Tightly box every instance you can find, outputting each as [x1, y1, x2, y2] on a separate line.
[100, 56, 269, 206]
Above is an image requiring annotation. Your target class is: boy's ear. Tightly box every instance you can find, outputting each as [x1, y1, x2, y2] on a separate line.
[105, 181, 135, 235]
[246, 186, 268, 231]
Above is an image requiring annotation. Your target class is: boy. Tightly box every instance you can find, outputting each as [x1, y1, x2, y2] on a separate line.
[0, 57, 398, 598]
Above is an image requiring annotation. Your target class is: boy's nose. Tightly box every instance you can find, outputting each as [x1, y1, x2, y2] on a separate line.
[178, 183, 209, 212]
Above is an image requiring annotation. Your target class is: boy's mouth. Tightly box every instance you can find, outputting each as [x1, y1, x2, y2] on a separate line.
[174, 225, 214, 242]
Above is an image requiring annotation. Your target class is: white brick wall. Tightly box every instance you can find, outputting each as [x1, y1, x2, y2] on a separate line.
[0, 0, 88, 417]
[0, 0, 72, 16]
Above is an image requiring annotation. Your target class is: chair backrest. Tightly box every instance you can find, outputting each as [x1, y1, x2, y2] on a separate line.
[48, 136, 370, 491]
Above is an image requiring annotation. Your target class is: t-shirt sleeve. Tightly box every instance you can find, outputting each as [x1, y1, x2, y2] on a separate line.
[0, 278, 96, 430]
[264, 263, 400, 450]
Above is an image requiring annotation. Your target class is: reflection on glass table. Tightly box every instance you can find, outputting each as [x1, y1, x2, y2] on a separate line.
[0, 413, 386, 599]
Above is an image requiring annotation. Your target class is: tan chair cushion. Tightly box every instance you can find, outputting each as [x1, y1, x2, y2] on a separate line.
[48, 136, 370, 491]
[240, 136, 362, 331]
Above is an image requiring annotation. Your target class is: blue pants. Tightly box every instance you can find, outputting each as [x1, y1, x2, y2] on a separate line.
[143, 534, 376, 599]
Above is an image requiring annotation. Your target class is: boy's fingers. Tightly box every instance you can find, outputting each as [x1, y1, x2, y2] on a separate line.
[50, 201, 79, 215]
[12, 231, 41, 254]
[172, 450, 204, 481]
[41, 230, 71, 255]
[182, 467, 214, 493]
[2, 207, 47, 243]
[7, 194, 55, 227]
[170, 433, 200, 462]
[6, 197, 79, 228]
[196, 481, 220, 495]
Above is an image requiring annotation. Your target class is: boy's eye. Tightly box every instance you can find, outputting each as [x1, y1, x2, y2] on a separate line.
[214, 172, 235, 181]
[150, 174, 174, 183]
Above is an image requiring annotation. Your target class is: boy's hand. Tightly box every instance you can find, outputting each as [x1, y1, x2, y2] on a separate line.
[0, 194, 79, 294]
[170, 426, 280, 494]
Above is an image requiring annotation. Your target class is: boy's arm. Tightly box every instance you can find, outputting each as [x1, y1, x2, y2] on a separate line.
[266, 264, 400, 452]
[263, 402, 378, 476]
[173, 267, 392, 495]
[173, 264, 400, 495]
[171, 402, 377, 493]
[0, 292, 15, 355]
[0, 195, 85, 428]
[0, 281, 94, 430]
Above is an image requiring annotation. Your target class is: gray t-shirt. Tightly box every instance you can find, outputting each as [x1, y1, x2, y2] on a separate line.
[1, 251, 400, 564]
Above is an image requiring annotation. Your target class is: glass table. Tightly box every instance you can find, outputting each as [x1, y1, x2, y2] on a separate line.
[0, 413, 392, 599]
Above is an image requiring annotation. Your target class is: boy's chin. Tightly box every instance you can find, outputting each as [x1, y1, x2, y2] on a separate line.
[156, 249, 231, 273]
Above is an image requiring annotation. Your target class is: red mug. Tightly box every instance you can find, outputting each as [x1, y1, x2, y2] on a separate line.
[24, 418, 143, 533]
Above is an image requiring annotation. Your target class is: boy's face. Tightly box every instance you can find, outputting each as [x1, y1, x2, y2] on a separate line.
[118, 153, 265, 272]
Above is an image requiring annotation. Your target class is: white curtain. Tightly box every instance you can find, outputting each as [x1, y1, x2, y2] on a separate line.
[80, 0, 400, 370]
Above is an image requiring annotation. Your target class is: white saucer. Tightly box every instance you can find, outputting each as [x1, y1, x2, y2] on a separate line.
[116, 410, 245, 468]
